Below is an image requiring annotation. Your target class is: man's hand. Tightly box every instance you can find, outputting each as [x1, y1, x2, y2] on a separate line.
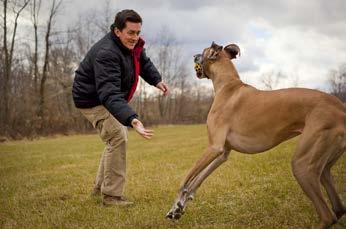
[131, 118, 154, 139]
[156, 81, 169, 96]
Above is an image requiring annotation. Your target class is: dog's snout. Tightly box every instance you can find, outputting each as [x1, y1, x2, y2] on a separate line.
[194, 54, 203, 63]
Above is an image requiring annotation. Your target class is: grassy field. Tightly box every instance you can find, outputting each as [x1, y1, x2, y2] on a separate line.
[0, 124, 345, 228]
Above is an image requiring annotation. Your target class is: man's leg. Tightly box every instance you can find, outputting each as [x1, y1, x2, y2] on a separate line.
[79, 106, 131, 204]
[101, 123, 127, 197]
[92, 149, 105, 195]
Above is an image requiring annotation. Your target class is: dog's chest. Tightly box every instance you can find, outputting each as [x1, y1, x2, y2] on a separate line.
[226, 132, 276, 153]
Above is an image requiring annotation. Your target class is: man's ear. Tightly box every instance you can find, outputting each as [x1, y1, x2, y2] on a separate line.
[207, 41, 223, 60]
[114, 27, 120, 37]
[224, 44, 241, 59]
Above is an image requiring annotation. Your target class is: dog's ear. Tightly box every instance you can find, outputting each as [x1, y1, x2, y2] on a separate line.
[224, 44, 241, 59]
[206, 41, 223, 60]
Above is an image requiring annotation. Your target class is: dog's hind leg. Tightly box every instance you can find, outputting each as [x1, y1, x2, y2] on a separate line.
[292, 128, 339, 229]
[321, 161, 345, 220]
[320, 133, 345, 220]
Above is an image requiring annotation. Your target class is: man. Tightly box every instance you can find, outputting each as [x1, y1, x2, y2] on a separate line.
[72, 9, 169, 206]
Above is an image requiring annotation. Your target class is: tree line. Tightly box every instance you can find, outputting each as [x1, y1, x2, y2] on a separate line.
[1, 0, 345, 140]
[0, 0, 214, 140]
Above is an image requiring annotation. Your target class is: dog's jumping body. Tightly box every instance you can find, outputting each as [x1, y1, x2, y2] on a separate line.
[166, 42, 345, 228]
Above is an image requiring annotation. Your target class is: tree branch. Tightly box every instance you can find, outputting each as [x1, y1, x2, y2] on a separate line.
[9, 0, 31, 65]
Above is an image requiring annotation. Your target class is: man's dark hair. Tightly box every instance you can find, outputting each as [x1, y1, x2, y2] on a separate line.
[110, 9, 142, 31]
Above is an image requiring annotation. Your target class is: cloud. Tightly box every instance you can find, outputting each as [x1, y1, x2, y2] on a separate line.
[57, 0, 346, 91]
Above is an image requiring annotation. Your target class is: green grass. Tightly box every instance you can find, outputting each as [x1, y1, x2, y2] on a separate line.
[0, 124, 345, 228]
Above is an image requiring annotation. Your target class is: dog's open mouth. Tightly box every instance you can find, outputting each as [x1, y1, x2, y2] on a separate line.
[194, 63, 203, 78]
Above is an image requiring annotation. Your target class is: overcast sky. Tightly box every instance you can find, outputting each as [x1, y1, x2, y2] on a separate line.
[59, 0, 346, 91]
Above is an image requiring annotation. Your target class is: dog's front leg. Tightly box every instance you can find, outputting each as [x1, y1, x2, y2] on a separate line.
[166, 122, 229, 220]
[188, 149, 231, 199]
[166, 146, 225, 220]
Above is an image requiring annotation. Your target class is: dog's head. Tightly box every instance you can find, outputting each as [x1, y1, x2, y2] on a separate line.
[194, 42, 240, 79]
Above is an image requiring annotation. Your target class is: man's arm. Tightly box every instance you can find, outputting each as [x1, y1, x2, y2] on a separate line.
[94, 49, 137, 126]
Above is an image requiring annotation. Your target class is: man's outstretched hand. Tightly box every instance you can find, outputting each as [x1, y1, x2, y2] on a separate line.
[131, 118, 154, 139]
[156, 81, 169, 96]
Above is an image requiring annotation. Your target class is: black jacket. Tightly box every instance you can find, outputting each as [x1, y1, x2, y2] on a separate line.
[72, 32, 162, 126]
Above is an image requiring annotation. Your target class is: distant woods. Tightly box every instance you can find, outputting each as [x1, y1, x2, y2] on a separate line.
[1, 0, 345, 140]
[0, 0, 213, 139]
[328, 63, 346, 102]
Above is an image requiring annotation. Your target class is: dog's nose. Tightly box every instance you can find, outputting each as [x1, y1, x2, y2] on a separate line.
[194, 54, 202, 63]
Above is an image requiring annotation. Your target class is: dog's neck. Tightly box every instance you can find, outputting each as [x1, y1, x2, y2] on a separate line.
[209, 59, 242, 93]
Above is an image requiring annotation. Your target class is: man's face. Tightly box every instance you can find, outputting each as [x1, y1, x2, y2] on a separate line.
[115, 21, 141, 50]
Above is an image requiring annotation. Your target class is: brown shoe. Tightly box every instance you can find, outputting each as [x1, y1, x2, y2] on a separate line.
[102, 195, 134, 206]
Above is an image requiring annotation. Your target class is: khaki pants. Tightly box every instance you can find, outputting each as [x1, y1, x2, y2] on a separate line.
[79, 105, 128, 197]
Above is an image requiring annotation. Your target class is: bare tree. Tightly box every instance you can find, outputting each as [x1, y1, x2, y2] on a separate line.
[72, 10, 104, 61]
[1, 0, 31, 132]
[149, 27, 189, 122]
[30, 0, 41, 91]
[94, 0, 113, 35]
[49, 31, 75, 115]
[174, 63, 190, 122]
[329, 63, 346, 102]
[70, 0, 115, 61]
[37, 0, 63, 126]
[260, 70, 285, 90]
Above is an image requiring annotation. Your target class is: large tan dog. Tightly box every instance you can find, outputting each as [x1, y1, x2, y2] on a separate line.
[166, 42, 345, 228]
